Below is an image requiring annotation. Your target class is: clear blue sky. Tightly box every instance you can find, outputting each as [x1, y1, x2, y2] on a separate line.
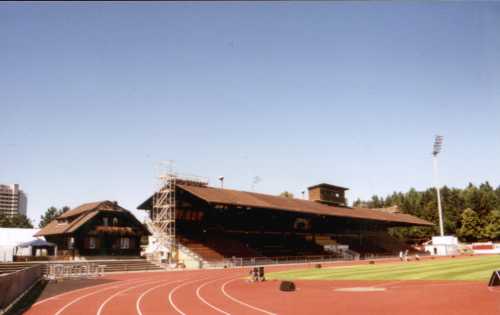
[2, 2, 499, 224]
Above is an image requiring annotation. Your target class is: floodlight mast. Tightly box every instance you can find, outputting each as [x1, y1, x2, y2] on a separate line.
[432, 135, 445, 237]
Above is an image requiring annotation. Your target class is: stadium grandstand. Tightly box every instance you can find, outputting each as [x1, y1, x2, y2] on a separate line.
[138, 177, 432, 267]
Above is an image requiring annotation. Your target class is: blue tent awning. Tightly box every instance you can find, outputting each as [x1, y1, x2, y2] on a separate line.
[17, 239, 56, 248]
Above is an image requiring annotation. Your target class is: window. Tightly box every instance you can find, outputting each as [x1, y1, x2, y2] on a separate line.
[89, 237, 96, 249]
[113, 217, 118, 226]
[103, 217, 109, 226]
[120, 237, 130, 249]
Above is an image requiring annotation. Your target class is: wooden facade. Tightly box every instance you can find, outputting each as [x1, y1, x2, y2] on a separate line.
[36, 201, 149, 259]
[307, 183, 348, 207]
[138, 183, 433, 236]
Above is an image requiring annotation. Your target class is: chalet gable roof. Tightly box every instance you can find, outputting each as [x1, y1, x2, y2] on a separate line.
[58, 200, 124, 219]
[35, 200, 145, 236]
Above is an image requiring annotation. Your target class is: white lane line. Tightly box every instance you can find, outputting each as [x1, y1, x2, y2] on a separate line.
[96, 279, 169, 315]
[135, 279, 187, 315]
[196, 276, 235, 315]
[53, 279, 151, 315]
[168, 276, 216, 315]
[34, 277, 146, 307]
[221, 278, 277, 315]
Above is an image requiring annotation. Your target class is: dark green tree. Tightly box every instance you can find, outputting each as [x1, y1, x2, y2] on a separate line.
[482, 210, 500, 240]
[0, 214, 11, 227]
[457, 208, 481, 242]
[279, 191, 294, 198]
[39, 207, 58, 228]
[39, 206, 70, 228]
[370, 195, 384, 208]
[357, 182, 499, 242]
[0, 214, 34, 228]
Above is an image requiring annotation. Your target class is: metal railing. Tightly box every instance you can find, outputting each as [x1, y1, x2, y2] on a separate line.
[200, 251, 432, 269]
[46, 262, 106, 280]
[0, 265, 43, 313]
[201, 254, 349, 268]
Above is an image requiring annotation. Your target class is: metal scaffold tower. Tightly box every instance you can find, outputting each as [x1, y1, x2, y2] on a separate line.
[148, 162, 177, 264]
[147, 162, 208, 265]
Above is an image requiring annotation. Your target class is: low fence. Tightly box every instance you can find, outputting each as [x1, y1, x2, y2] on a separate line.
[0, 265, 43, 314]
[204, 255, 349, 268]
[46, 262, 105, 280]
[203, 252, 431, 269]
[241, 255, 345, 266]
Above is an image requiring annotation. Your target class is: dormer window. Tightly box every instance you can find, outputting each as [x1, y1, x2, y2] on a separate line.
[103, 217, 109, 226]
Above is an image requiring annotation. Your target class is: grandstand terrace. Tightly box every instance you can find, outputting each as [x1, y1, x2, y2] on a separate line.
[138, 182, 432, 265]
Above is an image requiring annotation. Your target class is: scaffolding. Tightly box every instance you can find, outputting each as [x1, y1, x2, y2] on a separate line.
[150, 173, 176, 263]
[148, 163, 208, 265]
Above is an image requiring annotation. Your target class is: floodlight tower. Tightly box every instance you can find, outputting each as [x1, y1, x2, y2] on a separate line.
[432, 135, 445, 237]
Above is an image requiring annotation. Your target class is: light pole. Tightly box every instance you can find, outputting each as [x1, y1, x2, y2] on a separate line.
[251, 176, 261, 191]
[432, 135, 445, 237]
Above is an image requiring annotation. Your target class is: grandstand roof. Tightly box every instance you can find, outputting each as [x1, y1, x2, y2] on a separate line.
[139, 185, 433, 226]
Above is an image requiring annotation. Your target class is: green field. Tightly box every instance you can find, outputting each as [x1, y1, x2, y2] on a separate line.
[267, 255, 500, 281]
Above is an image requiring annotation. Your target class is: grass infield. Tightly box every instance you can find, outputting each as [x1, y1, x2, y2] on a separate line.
[267, 255, 500, 281]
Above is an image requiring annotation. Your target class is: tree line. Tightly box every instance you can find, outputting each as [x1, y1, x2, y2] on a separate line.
[353, 182, 500, 243]
[0, 206, 70, 229]
[0, 213, 33, 228]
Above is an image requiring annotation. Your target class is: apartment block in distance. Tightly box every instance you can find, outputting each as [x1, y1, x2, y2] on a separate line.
[0, 184, 27, 217]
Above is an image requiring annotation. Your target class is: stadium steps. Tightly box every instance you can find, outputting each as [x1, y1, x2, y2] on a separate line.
[177, 235, 260, 262]
[176, 232, 339, 265]
[179, 239, 225, 262]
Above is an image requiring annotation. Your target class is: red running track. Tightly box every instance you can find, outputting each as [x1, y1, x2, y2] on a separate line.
[24, 263, 500, 315]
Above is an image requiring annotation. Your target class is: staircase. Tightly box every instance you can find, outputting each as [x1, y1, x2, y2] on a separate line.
[180, 238, 225, 261]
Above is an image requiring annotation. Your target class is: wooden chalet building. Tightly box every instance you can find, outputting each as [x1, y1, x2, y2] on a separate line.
[36, 201, 149, 259]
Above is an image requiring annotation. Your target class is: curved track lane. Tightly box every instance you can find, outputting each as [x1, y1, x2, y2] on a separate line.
[21, 259, 499, 315]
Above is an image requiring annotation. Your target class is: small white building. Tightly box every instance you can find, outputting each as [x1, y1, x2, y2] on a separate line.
[425, 236, 459, 256]
[0, 228, 40, 262]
